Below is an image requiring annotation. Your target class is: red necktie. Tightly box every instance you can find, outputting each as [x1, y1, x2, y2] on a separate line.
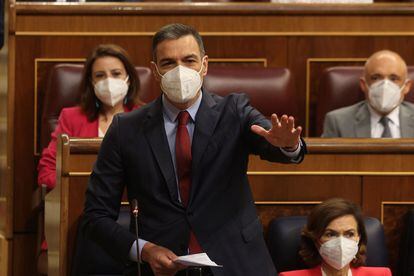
[175, 111, 202, 254]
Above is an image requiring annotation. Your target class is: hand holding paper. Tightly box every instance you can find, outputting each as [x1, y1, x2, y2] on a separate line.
[174, 253, 222, 267]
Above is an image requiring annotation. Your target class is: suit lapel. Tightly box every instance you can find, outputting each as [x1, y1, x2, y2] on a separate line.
[189, 92, 220, 204]
[400, 102, 414, 137]
[144, 98, 179, 204]
[354, 102, 371, 138]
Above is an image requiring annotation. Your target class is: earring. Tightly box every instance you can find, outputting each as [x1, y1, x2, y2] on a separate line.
[123, 97, 128, 105]
[95, 100, 100, 109]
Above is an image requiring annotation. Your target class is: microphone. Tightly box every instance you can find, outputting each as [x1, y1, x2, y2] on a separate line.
[131, 199, 141, 276]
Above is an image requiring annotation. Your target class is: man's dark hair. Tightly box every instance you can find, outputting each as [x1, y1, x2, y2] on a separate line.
[152, 23, 205, 61]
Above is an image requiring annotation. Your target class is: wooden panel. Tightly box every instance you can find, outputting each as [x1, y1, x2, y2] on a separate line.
[382, 203, 414, 275]
[0, 236, 11, 276]
[44, 137, 414, 275]
[66, 177, 89, 276]
[13, 4, 414, 34]
[362, 178, 414, 274]
[362, 176, 414, 218]
[250, 175, 361, 201]
[257, 203, 317, 234]
[12, 233, 37, 276]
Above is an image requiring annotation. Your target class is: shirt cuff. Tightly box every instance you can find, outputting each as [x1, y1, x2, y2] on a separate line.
[129, 239, 148, 262]
[280, 139, 302, 159]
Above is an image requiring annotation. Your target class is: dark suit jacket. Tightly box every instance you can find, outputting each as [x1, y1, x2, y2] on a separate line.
[82, 91, 306, 276]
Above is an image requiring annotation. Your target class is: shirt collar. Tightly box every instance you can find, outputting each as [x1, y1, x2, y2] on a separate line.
[162, 91, 203, 123]
[367, 102, 400, 127]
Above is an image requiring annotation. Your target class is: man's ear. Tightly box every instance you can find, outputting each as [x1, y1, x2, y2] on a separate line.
[403, 79, 412, 96]
[201, 55, 208, 77]
[360, 77, 369, 99]
[150, 61, 161, 82]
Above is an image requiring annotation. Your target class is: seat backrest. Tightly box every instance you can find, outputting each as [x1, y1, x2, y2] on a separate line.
[204, 66, 297, 118]
[40, 63, 156, 151]
[315, 66, 414, 136]
[267, 216, 389, 273]
[41, 64, 295, 151]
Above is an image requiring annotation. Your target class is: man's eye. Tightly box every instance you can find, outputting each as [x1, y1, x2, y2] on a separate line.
[345, 232, 355, 238]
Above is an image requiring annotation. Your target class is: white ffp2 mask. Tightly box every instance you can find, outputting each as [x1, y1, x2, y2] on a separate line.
[155, 61, 204, 104]
[94, 76, 129, 107]
[318, 236, 359, 270]
[368, 79, 404, 114]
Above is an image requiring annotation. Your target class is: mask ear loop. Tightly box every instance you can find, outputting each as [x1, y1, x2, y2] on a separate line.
[151, 61, 164, 78]
[197, 56, 206, 74]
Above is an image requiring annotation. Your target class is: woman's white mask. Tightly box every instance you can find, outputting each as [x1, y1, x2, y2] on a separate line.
[318, 236, 359, 270]
[154, 59, 204, 104]
[94, 76, 129, 107]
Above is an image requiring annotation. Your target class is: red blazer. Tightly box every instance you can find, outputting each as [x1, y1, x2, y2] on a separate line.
[279, 266, 392, 276]
[37, 105, 138, 190]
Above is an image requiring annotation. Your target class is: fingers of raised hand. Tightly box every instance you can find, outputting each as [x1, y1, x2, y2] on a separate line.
[293, 126, 302, 137]
[270, 114, 280, 128]
[251, 124, 268, 137]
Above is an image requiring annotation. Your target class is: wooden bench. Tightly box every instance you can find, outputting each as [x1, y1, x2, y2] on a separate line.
[46, 135, 414, 275]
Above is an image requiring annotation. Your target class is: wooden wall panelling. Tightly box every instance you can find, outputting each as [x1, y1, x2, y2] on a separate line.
[251, 175, 362, 234]
[249, 175, 362, 202]
[381, 203, 414, 275]
[13, 36, 39, 233]
[0, 236, 11, 276]
[287, 36, 414, 137]
[11, 233, 37, 276]
[256, 202, 318, 235]
[363, 177, 414, 274]
[362, 176, 414, 219]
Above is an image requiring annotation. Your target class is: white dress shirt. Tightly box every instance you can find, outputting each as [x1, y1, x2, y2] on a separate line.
[368, 105, 401, 138]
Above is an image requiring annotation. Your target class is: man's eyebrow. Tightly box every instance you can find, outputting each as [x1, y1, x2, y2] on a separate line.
[159, 58, 175, 64]
[183, 54, 199, 59]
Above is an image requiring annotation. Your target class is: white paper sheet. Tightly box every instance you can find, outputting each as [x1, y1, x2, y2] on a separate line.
[174, 253, 223, 267]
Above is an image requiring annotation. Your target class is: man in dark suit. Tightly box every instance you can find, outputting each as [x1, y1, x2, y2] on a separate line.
[83, 23, 306, 276]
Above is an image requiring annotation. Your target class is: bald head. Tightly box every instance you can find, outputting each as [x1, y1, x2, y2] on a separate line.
[360, 50, 412, 115]
[363, 50, 408, 85]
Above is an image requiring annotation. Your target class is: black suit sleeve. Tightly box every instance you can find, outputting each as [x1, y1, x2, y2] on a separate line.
[237, 94, 306, 163]
[82, 115, 136, 264]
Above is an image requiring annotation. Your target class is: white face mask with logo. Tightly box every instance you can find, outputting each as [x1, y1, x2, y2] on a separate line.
[318, 236, 359, 270]
[94, 76, 129, 107]
[368, 79, 405, 114]
[154, 59, 204, 104]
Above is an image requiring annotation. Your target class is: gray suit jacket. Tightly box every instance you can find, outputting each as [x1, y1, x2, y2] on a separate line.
[322, 101, 414, 138]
